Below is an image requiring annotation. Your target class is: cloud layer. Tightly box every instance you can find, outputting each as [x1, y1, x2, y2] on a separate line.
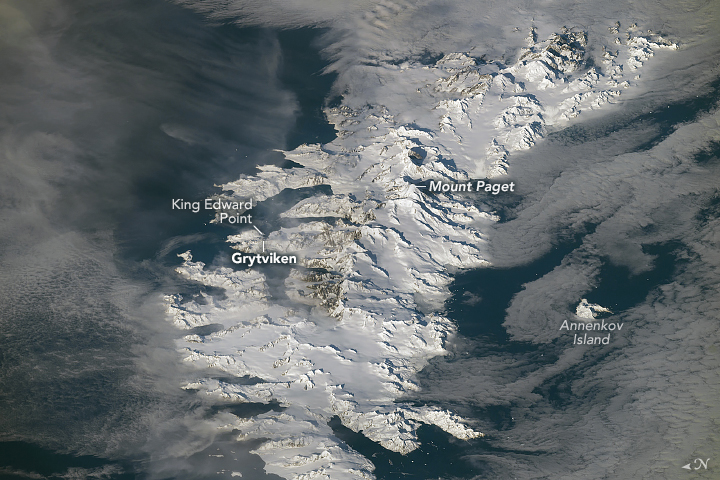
[2, 0, 719, 479]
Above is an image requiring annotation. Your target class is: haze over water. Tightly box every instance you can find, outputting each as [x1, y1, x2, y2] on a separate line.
[1, 1, 719, 479]
[0, 2, 334, 477]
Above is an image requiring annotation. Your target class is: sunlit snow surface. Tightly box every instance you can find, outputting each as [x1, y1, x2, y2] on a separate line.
[166, 27, 679, 479]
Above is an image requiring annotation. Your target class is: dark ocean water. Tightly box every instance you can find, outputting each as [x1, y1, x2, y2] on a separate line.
[340, 237, 689, 479]
[388, 89, 718, 478]
[0, 1, 335, 478]
[2, 1, 718, 479]
[0, 443, 135, 480]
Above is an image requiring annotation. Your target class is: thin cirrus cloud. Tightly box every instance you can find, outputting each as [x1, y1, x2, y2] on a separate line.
[413, 56, 720, 480]
[1, 0, 719, 479]
[0, 0, 302, 471]
[170, 1, 720, 479]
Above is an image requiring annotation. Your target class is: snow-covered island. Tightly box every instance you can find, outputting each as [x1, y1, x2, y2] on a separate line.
[576, 298, 612, 319]
[166, 26, 676, 480]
